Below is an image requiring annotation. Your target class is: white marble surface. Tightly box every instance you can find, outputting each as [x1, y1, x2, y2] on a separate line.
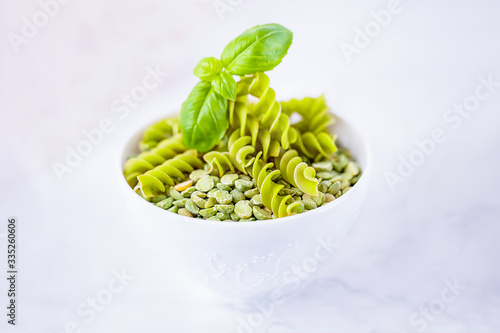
[1, 1, 500, 332]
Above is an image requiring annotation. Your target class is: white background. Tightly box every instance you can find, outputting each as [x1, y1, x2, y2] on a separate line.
[1, 1, 500, 332]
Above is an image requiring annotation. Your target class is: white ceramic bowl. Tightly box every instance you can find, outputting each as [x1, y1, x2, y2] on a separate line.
[117, 113, 372, 302]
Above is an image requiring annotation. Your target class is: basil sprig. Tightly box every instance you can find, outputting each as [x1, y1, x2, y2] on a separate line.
[179, 23, 293, 152]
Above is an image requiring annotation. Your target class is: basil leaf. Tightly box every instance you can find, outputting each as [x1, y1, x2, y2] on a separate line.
[193, 57, 222, 81]
[212, 72, 237, 101]
[179, 81, 228, 152]
[221, 23, 293, 75]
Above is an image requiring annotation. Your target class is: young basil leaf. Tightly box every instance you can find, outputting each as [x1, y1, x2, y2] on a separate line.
[221, 23, 293, 75]
[193, 57, 223, 81]
[212, 72, 237, 101]
[179, 81, 228, 152]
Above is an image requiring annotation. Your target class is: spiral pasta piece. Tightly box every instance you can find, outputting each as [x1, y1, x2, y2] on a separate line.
[203, 151, 234, 177]
[280, 96, 333, 135]
[257, 129, 281, 161]
[227, 129, 257, 174]
[229, 72, 296, 150]
[276, 149, 319, 196]
[233, 109, 280, 162]
[228, 76, 252, 136]
[251, 158, 302, 218]
[293, 131, 338, 161]
[124, 135, 187, 186]
[228, 73, 301, 159]
[249, 73, 297, 149]
[245, 113, 259, 147]
[135, 150, 203, 198]
[140, 118, 180, 151]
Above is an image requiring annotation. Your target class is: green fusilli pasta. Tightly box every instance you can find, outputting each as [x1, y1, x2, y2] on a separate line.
[251, 157, 302, 218]
[281, 95, 333, 134]
[140, 118, 180, 152]
[203, 151, 234, 177]
[276, 149, 319, 196]
[257, 129, 281, 161]
[124, 134, 186, 187]
[230, 72, 297, 150]
[136, 150, 203, 198]
[280, 96, 338, 160]
[293, 131, 338, 161]
[228, 76, 251, 137]
[227, 129, 257, 174]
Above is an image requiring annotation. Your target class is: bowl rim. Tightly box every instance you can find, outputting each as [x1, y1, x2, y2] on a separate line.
[118, 112, 372, 226]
